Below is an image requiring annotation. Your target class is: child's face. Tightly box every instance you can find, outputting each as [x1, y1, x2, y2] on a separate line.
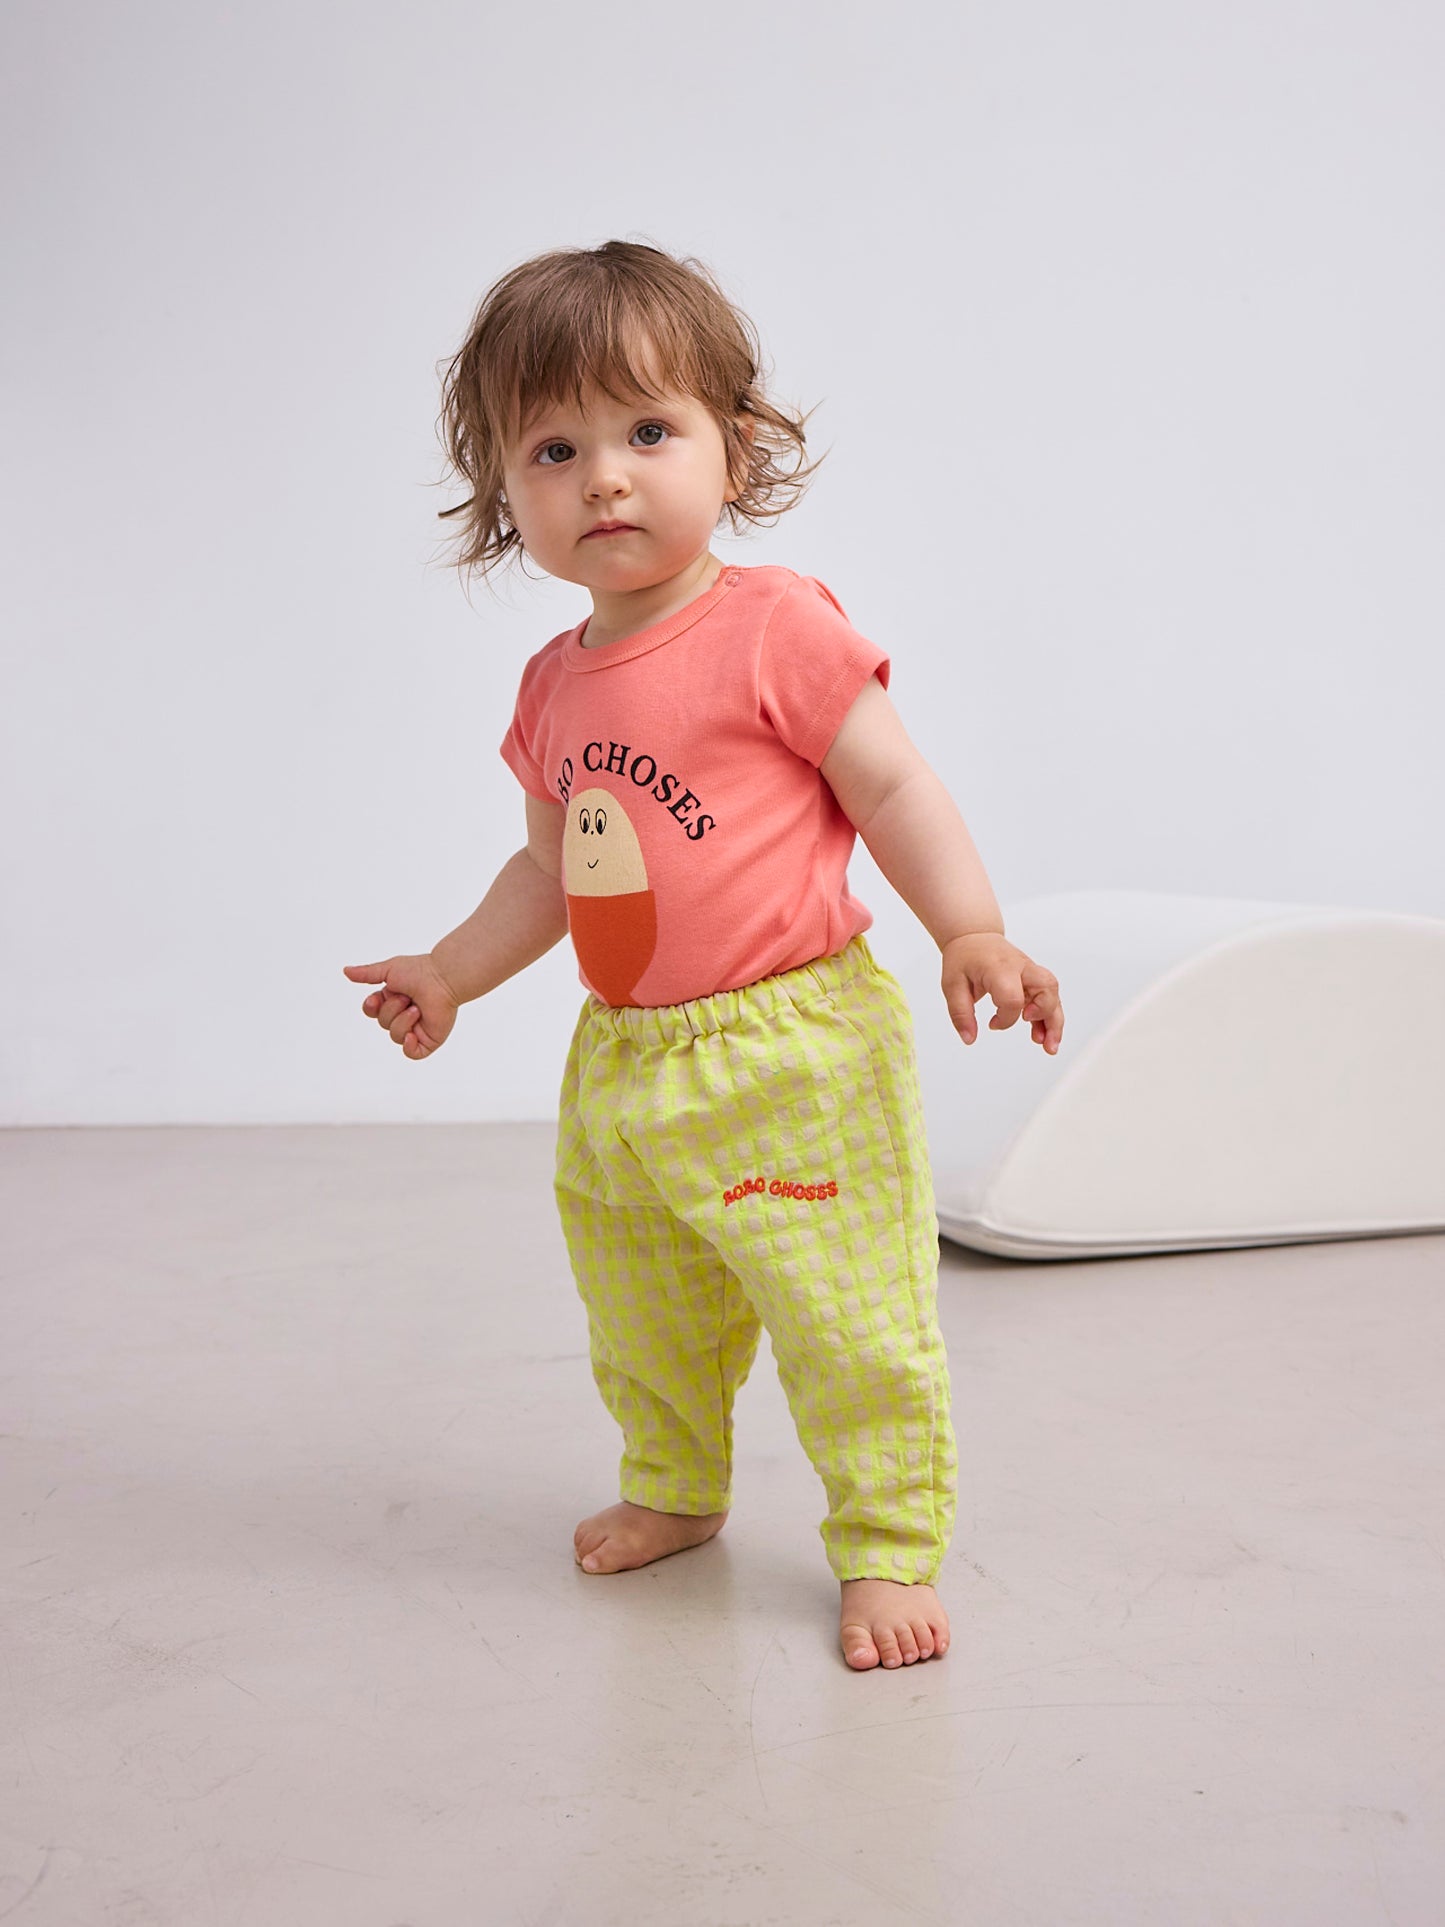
[500, 372, 740, 594]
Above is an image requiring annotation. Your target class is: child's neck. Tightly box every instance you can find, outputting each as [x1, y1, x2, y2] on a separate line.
[580, 552, 728, 649]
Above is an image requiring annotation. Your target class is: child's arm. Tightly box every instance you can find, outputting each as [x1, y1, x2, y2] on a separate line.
[820, 676, 1064, 1054]
[343, 798, 570, 1060]
[431, 796, 570, 1003]
[821, 676, 1004, 945]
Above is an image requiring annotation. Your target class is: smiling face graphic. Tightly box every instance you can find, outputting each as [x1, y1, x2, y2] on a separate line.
[562, 787, 656, 1003]
[563, 788, 648, 896]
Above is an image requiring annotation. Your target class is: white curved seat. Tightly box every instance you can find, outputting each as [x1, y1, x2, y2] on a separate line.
[885, 890, 1445, 1260]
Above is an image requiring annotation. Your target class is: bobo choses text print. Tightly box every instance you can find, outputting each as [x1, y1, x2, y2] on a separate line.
[498, 563, 893, 1010]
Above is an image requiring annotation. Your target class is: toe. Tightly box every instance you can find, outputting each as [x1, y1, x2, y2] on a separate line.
[911, 1618, 935, 1659]
[841, 1622, 879, 1669]
[895, 1623, 920, 1664]
[875, 1627, 904, 1668]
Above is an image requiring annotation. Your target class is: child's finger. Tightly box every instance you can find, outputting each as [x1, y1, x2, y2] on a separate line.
[944, 987, 977, 1042]
[1043, 1002, 1065, 1050]
[1024, 1000, 1063, 1053]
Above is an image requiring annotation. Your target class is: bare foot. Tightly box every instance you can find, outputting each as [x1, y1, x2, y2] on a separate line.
[840, 1577, 950, 1670]
[573, 1499, 730, 1574]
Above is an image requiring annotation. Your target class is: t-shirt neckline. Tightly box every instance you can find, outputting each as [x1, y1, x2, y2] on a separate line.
[561, 566, 745, 672]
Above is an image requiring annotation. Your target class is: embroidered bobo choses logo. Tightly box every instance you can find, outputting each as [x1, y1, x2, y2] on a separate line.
[722, 1174, 841, 1207]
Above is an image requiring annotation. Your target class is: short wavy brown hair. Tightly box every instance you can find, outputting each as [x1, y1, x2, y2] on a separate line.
[433, 237, 828, 590]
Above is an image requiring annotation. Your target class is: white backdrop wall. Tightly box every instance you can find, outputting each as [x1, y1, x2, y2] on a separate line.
[2, 0, 1440, 1125]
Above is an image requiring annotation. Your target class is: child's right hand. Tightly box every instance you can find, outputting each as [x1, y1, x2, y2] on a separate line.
[342, 954, 460, 1059]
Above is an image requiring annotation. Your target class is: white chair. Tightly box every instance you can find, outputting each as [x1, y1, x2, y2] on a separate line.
[885, 890, 1445, 1260]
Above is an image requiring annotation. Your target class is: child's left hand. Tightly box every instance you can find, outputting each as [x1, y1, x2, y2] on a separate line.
[941, 934, 1064, 1054]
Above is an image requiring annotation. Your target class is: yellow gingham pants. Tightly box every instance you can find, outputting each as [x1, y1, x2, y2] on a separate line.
[553, 933, 957, 1585]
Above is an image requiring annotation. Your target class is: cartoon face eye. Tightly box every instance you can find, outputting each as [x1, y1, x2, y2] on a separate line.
[577, 807, 607, 836]
[578, 808, 589, 834]
[593, 808, 607, 835]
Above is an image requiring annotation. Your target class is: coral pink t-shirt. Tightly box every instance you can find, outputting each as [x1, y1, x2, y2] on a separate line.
[498, 562, 890, 1008]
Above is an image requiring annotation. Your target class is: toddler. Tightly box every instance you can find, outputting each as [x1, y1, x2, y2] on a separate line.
[343, 239, 1065, 1672]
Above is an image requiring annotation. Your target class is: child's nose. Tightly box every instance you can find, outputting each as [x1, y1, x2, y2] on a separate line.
[584, 452, 632, 492]
[585, 471, 629, 498]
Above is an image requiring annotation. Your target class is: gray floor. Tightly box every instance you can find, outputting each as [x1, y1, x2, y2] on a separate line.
[3, 1123, 1443, 1926]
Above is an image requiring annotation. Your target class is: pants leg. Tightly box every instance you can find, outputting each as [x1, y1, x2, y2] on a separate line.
[673, 954, 955, 1584]
[572, 936, 957, 1587]
[554, 1003, 763, 1515]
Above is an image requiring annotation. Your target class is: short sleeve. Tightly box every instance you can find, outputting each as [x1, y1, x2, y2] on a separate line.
[498, 666, 554, 803]
[757, 574, 891, 766]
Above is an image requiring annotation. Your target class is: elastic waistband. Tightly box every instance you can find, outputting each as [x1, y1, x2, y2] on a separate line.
[586, 933, 881, 1046]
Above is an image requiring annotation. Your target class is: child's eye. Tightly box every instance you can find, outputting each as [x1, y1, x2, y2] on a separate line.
[533, 422, 670, 465]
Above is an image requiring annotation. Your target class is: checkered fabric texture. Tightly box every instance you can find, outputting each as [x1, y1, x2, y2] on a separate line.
[553, 933, 957, 1584]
